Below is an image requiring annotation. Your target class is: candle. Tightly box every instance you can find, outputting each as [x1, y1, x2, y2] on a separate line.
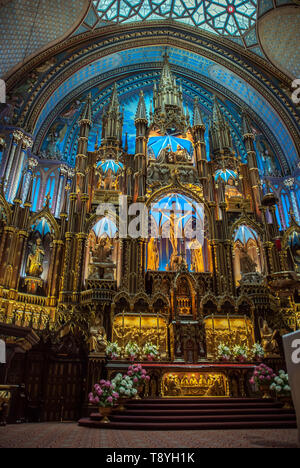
[244, 315, 248, 334]
[227, 314, 231, 331]
[157, 311, 160, 349]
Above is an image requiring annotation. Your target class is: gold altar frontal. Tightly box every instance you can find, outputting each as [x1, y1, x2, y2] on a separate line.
[162, 372, 229, 397]
[112, 314, 168, 355]
[204, 315, 255, 358]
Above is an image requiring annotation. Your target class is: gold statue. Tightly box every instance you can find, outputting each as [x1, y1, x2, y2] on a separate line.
[189, 239, 204, 273]
[259, 319, 280, 357]
[239, 246, 257, 274]
[26, 238, 45, 278]
[147, 237, 159, 270]
[88, 316, 107, 354]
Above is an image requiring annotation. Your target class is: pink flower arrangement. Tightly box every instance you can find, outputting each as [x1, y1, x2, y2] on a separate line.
[249, 363, 276, 387]
[88, 380, 119, 407]
[127, 364, 150, 387]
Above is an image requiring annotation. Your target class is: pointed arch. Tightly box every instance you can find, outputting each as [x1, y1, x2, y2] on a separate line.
[28, 207, 60, 239]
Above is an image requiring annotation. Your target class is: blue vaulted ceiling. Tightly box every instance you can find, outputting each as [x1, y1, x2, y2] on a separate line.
[33, 46, 297, 175]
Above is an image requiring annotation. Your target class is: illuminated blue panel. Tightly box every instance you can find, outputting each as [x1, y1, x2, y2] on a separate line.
[234, 225, 257, 243]
[215, 168, 237, 183]
[93, 0, 257, 38]
[31, 218, 51, 237]
[148, 134, 192, 157]
[93, 217, 118, 237]
[45, 173, 56, 210]
[31, 173, 41, 212]
[281, 190, 290, 227]
[97, 160, 124, 174]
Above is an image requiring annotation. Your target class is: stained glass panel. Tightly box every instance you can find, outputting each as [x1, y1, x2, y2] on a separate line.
[93, 0, 257, 38]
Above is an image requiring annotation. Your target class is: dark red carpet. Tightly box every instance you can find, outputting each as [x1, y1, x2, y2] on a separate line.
[78, 398, 297, 430]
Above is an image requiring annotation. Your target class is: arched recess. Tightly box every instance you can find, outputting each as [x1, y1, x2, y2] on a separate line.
[21, 216, 55, 294]
[146, 186, 214, 274]
[28, 207, 60, 240]
[232, 224, 265, 284]
[85, 215, 119, 284]
[282, 221, 300, 272]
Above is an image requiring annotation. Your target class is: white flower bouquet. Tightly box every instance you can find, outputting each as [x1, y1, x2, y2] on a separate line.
[232, 344, 248, 362]
[106, 341, 121, 360]
[251, 343, 265, 361]
[217, 343, 232, 361]
[270, 370, 291, 395]
[124, 341, 140, 361]
[142, 342, 159, 361]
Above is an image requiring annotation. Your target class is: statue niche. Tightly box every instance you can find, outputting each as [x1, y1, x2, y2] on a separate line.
[88, 236, 116, 280]
[26, 238, 45, 278]
[24, 237, 47, 294]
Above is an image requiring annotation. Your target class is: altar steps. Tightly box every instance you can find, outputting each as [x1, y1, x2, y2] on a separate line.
[78, 398, 297, 430]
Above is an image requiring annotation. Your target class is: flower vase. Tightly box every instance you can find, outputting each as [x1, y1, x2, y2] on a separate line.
[116, 398, 128, 412]
[99, 406, 112, 423]
[259, 383, 271, 399]
[278, 394, 293, 410]
[133, 385, 143, 400]
[147, 355, 154, 362]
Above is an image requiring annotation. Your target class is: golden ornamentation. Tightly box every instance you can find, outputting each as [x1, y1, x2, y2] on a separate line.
[162, 372, 229, 397]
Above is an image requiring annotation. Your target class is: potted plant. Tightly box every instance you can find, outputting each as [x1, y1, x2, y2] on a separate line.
[124, 342, 140, 361]
[127, 364, 150, 399]
[106, 341, 121, 360]
[232, 344, 249, 362]
[142, 342, 159, 361]
[270, 370, 293, 409]
[111, 373, 138, 411]
[250, 343, 265, 362]
[88, 380, 119, 423]
[249, 363, 276, 399]
[217, 343, 232, 362]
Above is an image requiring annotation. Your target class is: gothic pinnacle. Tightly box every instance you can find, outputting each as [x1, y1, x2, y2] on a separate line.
[193, 97, 204, 127]
[79, 92, 92, 125]
[135, 90, 148, 122]
[241, 109, 254, 138]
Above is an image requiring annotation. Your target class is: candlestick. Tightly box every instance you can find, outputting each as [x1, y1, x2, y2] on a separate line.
[157, 310, 159, 350]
